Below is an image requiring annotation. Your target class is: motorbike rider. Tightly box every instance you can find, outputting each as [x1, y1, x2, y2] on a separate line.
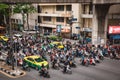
[22, 61, 29, 70]
[40, 64, 46, 75]
[63, 60, 69, 73]
[52, 57, 57, 68]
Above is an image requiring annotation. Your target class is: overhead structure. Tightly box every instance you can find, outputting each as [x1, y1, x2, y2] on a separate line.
[0, 0, 92, 3]
[0, 0, 120, 4]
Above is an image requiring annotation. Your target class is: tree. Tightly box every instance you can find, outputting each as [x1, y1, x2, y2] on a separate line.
[13, 4, 36, 30]
[0, 4, 9, 33]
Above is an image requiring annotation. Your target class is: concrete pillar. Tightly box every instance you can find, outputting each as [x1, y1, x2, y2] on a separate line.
[104, 13, 109, 45]
[92, 5, 98, 45]
[92, 4, 110, 45]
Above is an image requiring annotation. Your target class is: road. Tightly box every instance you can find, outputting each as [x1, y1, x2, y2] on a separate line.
[1, 58, 120, 80]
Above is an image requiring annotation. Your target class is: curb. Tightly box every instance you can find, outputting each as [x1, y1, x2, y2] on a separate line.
[0, 67, 26, 78]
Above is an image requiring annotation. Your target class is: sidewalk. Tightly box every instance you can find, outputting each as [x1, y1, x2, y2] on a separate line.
[0, 61, 26, 78]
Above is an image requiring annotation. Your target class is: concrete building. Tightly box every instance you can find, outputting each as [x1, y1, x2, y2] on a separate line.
[37, 3, 94, 39]
[37, 3, 81, 38]
[11, 4, 38, 31]
[80, 3, 93, 40]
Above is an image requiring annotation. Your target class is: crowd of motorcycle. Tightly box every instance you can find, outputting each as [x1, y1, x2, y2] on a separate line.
[0, 34, 120, 78]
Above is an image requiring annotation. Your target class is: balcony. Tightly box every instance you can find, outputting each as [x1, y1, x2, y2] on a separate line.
[81, 14, 93, 18]
[40, 23, 56, 28]
[39, 13, 71, 17]
[40, 23, 70, 29]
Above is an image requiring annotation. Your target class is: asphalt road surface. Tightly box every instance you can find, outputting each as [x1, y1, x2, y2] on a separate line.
[1, 58, 120, 80]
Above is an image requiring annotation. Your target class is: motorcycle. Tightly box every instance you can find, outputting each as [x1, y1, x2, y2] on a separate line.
[62, 65, 72, 74]
[51, 62, 60, 70]
[89, 58, 96, 66]
[95, 56, 100, 63]
[69, 60, 77, 68]
[39, 68, 50, 78]
[80, 58, 89, 67]
[22, 63, 31, 72]
[59, 57, 65, 63]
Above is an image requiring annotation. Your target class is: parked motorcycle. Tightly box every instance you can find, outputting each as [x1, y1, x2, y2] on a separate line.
[39, 68, 50, 78]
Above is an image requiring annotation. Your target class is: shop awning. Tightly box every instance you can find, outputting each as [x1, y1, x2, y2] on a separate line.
[109, 26, 120, 34]
[110, 35, 120, 39]
[53, 28, 70, 33]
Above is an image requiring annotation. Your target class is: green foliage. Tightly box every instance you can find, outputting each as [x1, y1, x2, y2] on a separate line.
[0, 4, 9, 15]
[13, 4, 36, 14]
[48, 36, 62, 41]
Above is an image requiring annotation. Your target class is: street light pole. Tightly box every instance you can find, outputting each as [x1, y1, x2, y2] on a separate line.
[9, 4, 15, 70]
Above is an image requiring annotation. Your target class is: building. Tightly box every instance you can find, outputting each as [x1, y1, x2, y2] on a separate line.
[37, 3, 81, 38]
[11, 4, 38, 31]
[80, 3, 93, 40]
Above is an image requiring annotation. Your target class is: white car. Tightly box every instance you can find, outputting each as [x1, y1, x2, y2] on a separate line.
[13, 34, 23, 40]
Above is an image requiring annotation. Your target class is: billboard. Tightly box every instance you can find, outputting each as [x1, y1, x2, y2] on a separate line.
[109, 26, 120, 34]
[56, 25, 61, 33]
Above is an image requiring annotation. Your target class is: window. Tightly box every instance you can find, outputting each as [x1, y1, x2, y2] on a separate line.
[56, 5, 64, 11]
[66, 5, 72, 11]
[11, 19, 15, 23]
[37, 5, 41, 13]
[35, 58, 44, 62]
[89, 3, 93, 14]
[38, 16, 41, 23]
[66, 17, 69, 24]
[83, 4, 93, 14]
[83, 5, 86, 14]
[27, 58, 34, 62]
[43, 17, 51, 21]
[56, 17, 64, 22]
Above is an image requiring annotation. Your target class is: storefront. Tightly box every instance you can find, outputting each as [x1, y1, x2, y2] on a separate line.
[108, 26, 120, 45]
[53, 28, 70, 38]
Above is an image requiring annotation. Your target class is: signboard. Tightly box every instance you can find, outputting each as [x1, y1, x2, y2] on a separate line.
[56, 25, 61, 33]
[109, 26, 120, 34]
[83, 28, 92, 32]
[72, 18, 77, 21]
[35, 25, 38, 30]
[76, 26, 80, 29]
[110, 35, 120, 39]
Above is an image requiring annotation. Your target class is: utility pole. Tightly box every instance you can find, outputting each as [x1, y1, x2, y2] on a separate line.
[35, 19, 38, 39]
[9, 4, 15, 70]
[68, 16, 73, 39]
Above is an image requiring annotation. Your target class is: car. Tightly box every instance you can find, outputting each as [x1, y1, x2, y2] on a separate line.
[50, 41, 64, 49]
[24, 55, 49, 70]
[0, 35, 9, 42]
[13, 33, 23, 40]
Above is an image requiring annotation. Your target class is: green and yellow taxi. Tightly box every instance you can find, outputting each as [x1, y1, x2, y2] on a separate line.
[50, 41, 64, 49]
[0, 35, 9, 42]
[24, 55, 49, 70]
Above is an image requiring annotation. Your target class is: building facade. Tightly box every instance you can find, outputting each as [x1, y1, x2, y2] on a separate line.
[37, 3, 81, 38]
